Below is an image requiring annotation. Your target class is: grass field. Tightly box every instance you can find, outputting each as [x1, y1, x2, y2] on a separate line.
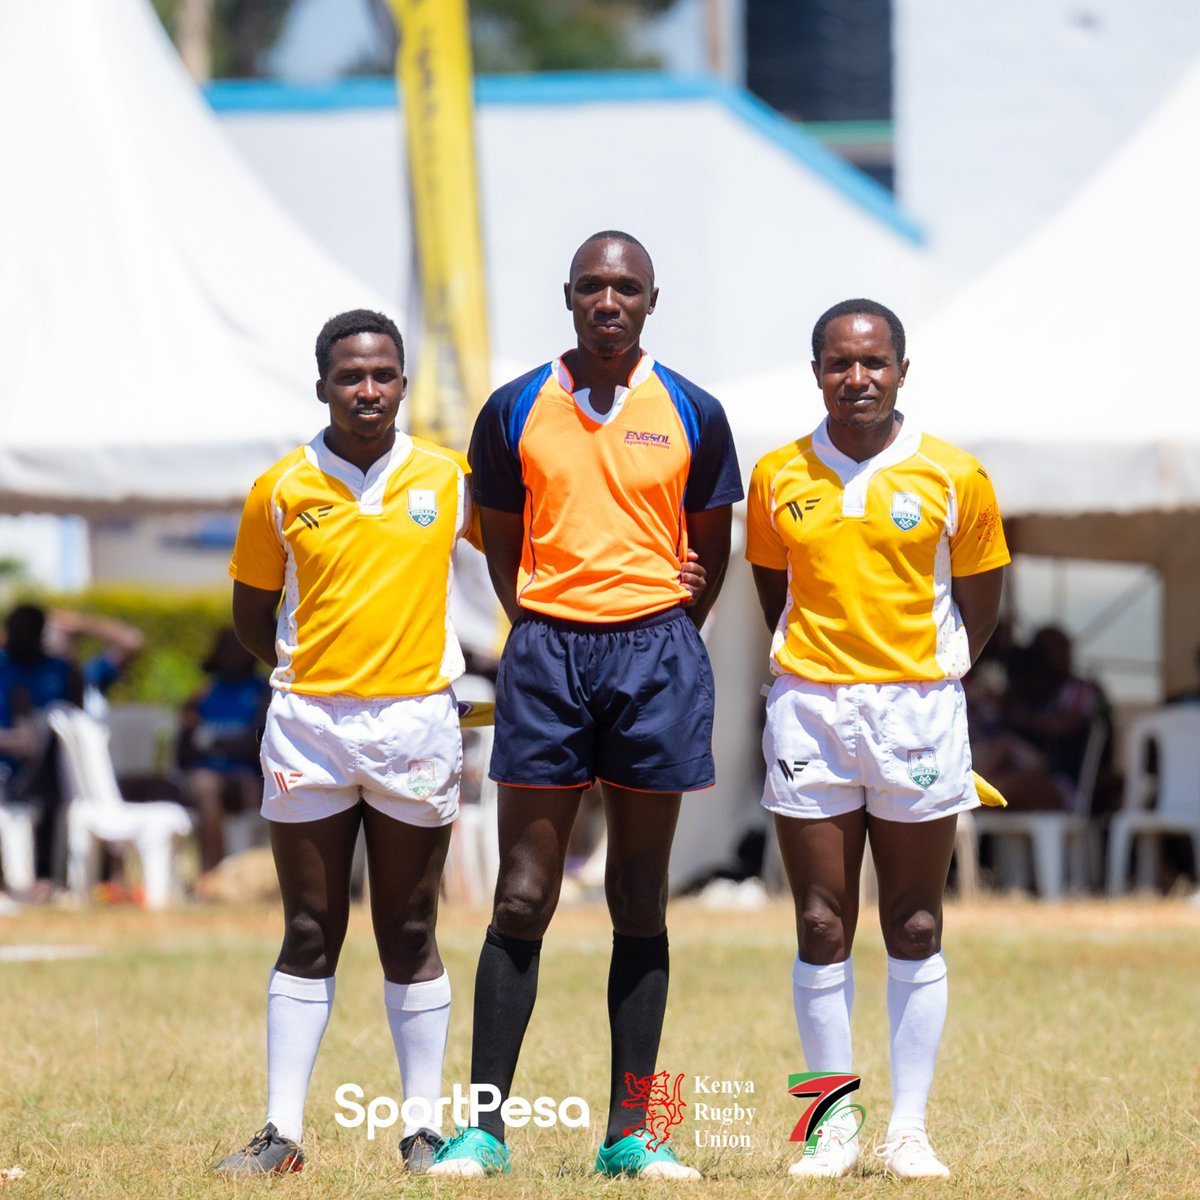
[2, 895, 1199, 1199]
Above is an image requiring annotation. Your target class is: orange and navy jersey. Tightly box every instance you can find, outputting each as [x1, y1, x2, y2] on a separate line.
[469, 353, 742, 622]
[230, 431, 482, 699]
[746, 417, 1010, 684]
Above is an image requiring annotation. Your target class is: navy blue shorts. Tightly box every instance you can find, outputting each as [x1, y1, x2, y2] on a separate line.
[490, 606, 716, 792]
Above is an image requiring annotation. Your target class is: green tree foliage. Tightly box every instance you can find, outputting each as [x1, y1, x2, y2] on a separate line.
[151, 0, 293, 77]
[470, 0, 674, 73]
[150, 0, 677, 79]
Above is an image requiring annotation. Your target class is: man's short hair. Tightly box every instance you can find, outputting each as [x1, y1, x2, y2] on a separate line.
[571, 230, 655, 283]
[811, 299, 906, 362]
[5, 604, 45, 645]
[315, 309, 405, 379]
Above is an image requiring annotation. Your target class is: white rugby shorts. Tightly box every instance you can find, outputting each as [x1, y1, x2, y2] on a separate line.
[260, 689, 460, 827]
[762, 675, 977, 823]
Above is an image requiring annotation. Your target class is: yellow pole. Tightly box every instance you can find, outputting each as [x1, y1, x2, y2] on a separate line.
[387, 0, 491, 450]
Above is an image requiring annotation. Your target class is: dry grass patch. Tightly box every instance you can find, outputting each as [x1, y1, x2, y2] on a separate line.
[1, 898, 1197, 1198]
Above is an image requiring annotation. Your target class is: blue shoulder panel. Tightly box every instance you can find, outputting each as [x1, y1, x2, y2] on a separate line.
[652, 363, 702, 454]
[503, 363, 553, 449]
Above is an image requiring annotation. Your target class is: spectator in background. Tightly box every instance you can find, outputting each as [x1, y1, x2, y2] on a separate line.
[177, 627, 269, 873]
[0, 604, 83, 881]
[970, 625, 1111, 814]
[44, 608, 144, 718]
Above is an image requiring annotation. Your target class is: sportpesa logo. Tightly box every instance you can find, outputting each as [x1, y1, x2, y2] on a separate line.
[624, 430, 671, 448]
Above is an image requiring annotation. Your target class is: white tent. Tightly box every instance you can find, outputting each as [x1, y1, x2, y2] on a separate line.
[718, 57, 1200, 696]
[911, 53, 1200, 696]
[212, 74, 931, 386]
[0, 0, 394, 516]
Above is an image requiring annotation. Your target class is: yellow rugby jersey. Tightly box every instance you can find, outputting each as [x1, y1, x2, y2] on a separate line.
[230, 432, 481, 699]
[746, 418, 1010, 684]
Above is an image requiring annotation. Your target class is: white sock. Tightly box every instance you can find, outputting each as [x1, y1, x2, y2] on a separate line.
[384, 971, 452, 1136]
[792, 956, 855, 1073]
[265, 971, 335, 1144]
[886, 953, 948, 1138]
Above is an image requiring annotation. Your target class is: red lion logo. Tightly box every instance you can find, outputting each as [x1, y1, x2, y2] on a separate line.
[621, 1070, 687, 1149]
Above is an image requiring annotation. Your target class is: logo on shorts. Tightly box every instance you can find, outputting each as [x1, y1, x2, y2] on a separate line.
[777, 758, 810, 781]
[272, 769, 303, 792]
[907, 749, 939, 789]
[407, 489, 438, 527]
[407, 759, 437, 799]
[890, 491, 922, 531]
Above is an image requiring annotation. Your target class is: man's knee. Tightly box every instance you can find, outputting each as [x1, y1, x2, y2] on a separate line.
[493, 875, 559, 938]
[279, 909, 344, 976]
[605, 873, 668, 936]
[797, 899, 850, 963]
[377, 912, 438, 978]
[883, 908, 939, 959]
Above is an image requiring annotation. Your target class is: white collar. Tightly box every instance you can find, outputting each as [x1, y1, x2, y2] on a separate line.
[551, 352, 656, 424]
[305, 429, 414, 514]
[810, 414, 922, 517]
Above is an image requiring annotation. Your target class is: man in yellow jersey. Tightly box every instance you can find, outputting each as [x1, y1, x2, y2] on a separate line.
[214, 310, 479, 1177]
[431, 232, 741, 1180]
[746, 299, 1009, 1181]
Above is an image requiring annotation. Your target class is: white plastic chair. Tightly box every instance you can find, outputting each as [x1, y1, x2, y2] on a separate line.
[971, 717, 1108, 900]
[0, 788, 36, 892]
[104, 703, 178, 775]
[1105, 708, 1200, 896]
[47, 703, 193, 910]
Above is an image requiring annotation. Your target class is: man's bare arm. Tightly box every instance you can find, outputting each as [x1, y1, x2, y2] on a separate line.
[683, 506, 733, 629]
[232, 581, 282, 669]
[751, 564, 788, 634]
[479, 507, 525, 626]
[952, 566, 1005, 666]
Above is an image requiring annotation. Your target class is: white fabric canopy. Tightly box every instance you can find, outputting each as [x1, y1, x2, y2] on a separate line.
[0, 0, 394, 515]
[718, 54, 1200, 518]
[901, 54, 1200, 519]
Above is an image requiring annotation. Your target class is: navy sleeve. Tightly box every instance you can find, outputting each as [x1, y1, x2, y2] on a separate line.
[467, 364, 550, 513]
[654, 365, 744, 512]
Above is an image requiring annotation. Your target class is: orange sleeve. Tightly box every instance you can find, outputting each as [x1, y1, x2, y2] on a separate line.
[950, 462, 1011, 576]
[229, 475, 287, 591]
[745, 457, 789, 570]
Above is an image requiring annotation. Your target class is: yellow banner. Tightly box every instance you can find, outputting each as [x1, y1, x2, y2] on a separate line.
[388, 0, 490, 449]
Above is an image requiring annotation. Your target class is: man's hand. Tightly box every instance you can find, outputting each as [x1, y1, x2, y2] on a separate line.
[681, 548, 707, 606]
[680, 548, 707, 606]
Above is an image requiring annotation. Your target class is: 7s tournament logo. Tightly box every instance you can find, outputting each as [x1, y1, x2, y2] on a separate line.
[788, 1073, 865, 1156]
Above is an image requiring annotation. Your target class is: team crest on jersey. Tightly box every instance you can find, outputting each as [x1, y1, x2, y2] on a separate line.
[408, 759, 437, 799]
[407, 489, 438, 528]
[890, 491, 922, 531]
[907, 749, 939, 789]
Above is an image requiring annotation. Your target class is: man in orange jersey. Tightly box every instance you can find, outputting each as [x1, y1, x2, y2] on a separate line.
[431, 232, 741, 1180]
[746, 299, 1009, 1181]
[215, 310, 478, 1176]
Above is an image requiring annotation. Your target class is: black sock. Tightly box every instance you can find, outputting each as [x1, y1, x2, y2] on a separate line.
[605, 929, 670, 1145]
[470, 925, 543, 1142]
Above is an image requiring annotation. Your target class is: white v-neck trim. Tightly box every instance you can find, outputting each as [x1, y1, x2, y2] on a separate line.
[552, 352, 656, 425]
[306, 430, 414, 514]
[811, 415, 921, 517]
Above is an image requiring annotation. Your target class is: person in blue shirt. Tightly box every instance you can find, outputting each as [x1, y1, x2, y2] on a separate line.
[177, 627, 270, 873]
[0, 605, 83, 883]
